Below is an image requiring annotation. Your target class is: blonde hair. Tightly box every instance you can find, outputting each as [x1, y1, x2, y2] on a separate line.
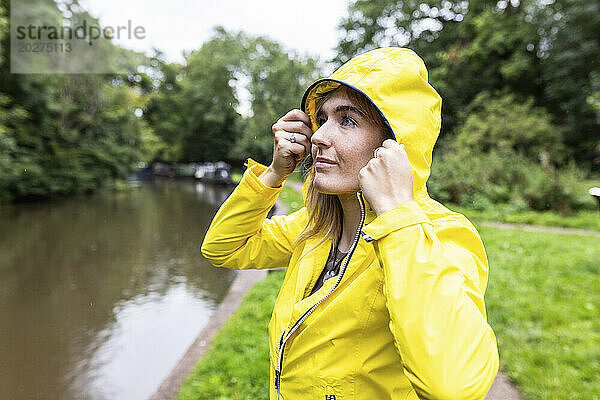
[294, 85, 394, 250]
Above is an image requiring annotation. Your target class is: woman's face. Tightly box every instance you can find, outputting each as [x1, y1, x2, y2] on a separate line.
[310, 89, 384, 195]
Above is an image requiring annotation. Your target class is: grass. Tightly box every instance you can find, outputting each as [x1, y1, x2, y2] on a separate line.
[478, 224, 600, 399]
[231, 169, 243, 185]
[278, 185, 304, 213]
[285, 169, 307, 184]
[180, 185, 600, 399]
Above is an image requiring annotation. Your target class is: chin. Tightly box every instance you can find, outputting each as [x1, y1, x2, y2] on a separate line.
[312, 180, 335, 195]
[311, 173, 335, 194]
[312, 173, 358, 195]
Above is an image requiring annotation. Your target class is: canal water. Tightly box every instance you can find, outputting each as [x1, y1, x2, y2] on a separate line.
[0, 179, 236, 400]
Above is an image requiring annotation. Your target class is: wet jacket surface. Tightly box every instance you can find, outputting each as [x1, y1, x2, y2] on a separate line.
[201, 47, 499, 400]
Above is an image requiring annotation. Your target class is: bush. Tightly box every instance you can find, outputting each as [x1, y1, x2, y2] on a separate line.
[429, 148, 596, 214]
[453, 91, 566, 165]
[428, 91, 597, 214]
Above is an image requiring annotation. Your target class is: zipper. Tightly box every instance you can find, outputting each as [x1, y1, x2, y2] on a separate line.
[275, 192, 366, 400]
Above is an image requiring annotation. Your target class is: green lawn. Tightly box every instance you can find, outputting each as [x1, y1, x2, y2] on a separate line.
[285, 169, 307, 184]
[180, 186, 600, 399]
[477, 224, 600, 399]
[231, 169, 243, 184]
[278, 185, 304, 213]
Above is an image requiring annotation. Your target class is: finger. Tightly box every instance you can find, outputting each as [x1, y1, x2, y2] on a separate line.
[275, 130, 311, 149]
[293, 131, 311, 150]
[275, 131, 310, 157]
[281, 140, 310, 163]
[274, 120, 313, 136]
[374, 146, 392, 160]
[288, 132, 312, 157]
[358, 164, 370, 180]
[281, 109, 311, 126]
[382, 139, 400, 149]
[359, 159, 377, 179]
[288, 142, 309, 158]
[272, 120, 313, 141]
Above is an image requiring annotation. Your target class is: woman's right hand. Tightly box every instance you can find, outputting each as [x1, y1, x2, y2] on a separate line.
[259, 109, 313, 188]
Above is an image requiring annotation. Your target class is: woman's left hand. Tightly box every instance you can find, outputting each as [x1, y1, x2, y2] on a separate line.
[359, 139, 414, 216]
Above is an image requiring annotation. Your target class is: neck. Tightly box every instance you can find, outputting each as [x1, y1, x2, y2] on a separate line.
[336, 192, 362, 253]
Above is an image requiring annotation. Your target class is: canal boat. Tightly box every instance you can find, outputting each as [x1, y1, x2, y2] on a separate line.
[194, 162, 233, 185]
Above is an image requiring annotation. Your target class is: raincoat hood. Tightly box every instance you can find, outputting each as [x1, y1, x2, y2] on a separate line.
[301, 47, 442, 200]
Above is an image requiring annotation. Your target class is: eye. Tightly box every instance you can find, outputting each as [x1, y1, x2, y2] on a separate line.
[341, 114, 357, 127]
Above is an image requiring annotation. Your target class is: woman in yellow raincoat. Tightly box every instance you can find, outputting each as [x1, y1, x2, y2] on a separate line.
[201, 47, 499, 400]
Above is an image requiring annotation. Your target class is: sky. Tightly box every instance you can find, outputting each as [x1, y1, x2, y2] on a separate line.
[78, 0, 351, 68]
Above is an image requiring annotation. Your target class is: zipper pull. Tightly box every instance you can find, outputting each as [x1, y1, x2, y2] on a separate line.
[275, 369, 281, 389]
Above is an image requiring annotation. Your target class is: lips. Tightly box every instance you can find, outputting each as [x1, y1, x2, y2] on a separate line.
[315, 156, 336, 164]
[314, 156, 336, 170]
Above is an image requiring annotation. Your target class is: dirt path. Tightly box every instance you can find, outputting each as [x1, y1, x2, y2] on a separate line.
[486, 372, 524, 400]
[480, 220, 600, 237]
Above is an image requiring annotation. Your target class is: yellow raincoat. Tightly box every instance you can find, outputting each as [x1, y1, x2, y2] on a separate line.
[201, 47, 499, 399]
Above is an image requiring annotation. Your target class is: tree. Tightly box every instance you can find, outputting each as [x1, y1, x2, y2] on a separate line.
[334, 0, 600, 168]
[145, 55, 190, 162]
[0, 0, 160, 202]
[146, 27, 321, 165]
[181, 30, 244, 163]
[540, 0, 600, 168]
[233, 36, 321, 164]
[146, 29, 244, 163]
[0, 0, 6, 65]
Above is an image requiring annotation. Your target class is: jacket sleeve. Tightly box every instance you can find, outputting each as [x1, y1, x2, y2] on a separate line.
[361, 201, 499, 400]
[201, 159, 307, 270]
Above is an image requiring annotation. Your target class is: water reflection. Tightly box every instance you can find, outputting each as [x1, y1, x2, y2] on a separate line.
[0, 179, 235, 400]
[194, 181, 232, 205]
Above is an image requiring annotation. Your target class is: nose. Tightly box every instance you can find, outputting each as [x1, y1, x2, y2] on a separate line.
[311, 121, 332, 149]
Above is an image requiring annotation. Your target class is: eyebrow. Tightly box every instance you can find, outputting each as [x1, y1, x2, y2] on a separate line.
[316, 105, 366, 120]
